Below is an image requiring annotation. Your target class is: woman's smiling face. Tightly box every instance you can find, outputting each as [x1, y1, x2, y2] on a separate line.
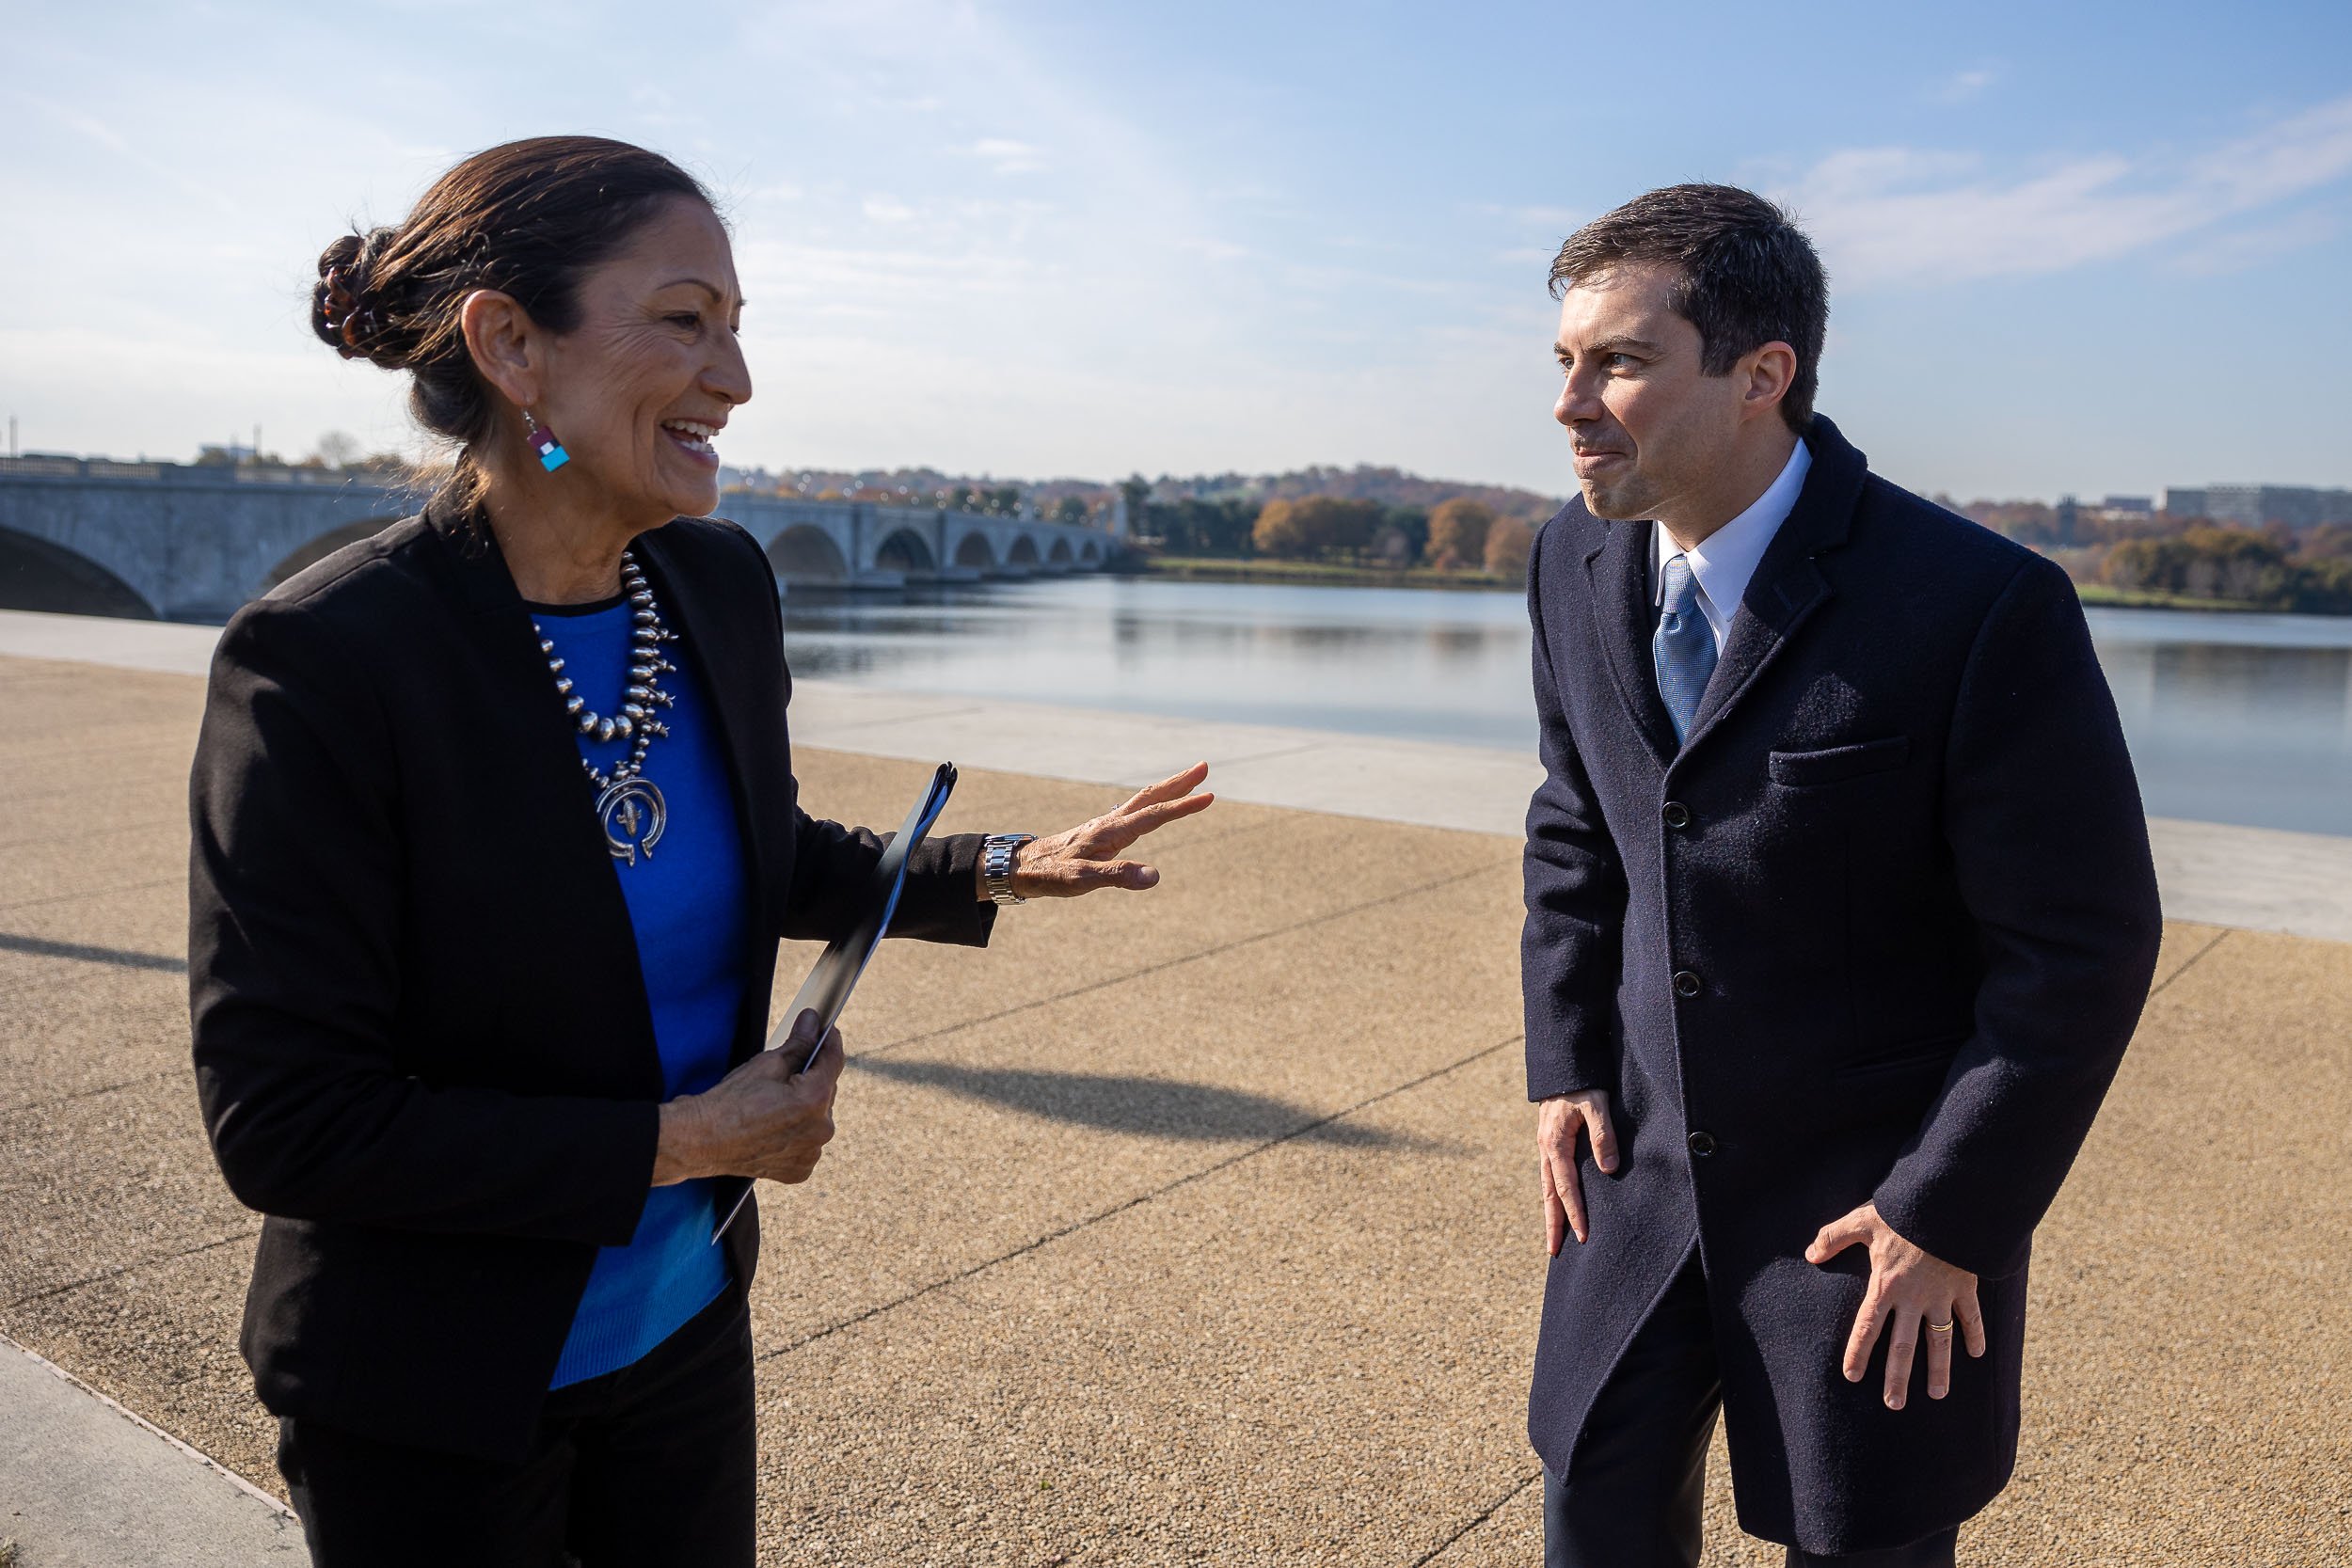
[531, 196, 752, 525]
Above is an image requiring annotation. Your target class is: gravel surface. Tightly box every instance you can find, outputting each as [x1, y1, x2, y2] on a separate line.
[2, 654, 2344, 1565]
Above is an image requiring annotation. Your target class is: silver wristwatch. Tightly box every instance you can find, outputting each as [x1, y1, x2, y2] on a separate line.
[982, 833, 1035, 906]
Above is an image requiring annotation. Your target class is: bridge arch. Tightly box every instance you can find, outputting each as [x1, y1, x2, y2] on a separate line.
[766, 524, 850, 583]
[0, 524, 157, 618]
[1047, 537, 1074, 564]
[873, 528, 936, 576]
[266, 516, 405, 589]
[1079, 538, 1102, 564]
[951, 531, 995, 571]
[1006, 535, 1040, 566]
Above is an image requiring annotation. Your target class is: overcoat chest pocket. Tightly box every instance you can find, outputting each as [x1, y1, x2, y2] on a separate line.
[1768, 735, 1911, 787]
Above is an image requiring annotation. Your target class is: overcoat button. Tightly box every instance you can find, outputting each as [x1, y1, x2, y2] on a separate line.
[1662, 801, 1692, 829]
[1687, 1131, 1717, 1157]
[1672, 970, 1702, 997]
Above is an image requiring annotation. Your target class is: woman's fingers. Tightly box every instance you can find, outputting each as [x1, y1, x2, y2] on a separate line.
[1116, 791, 1216, 839]
[794, 1026, 846, 1093]
[1119, 762, 1210, 813]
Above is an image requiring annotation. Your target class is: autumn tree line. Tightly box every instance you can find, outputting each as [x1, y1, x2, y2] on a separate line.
[1945, 496, 2352, 614]
[1138, 494, 1542, 580]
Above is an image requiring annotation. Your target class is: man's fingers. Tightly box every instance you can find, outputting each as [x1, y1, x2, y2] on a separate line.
[1551, 1148, 1589, 1247]
[1883, 1308, 1920, 1410]
[1924, 1312, 1955, 1400]
[1806, 1211, 1868, 1265]
[1580, 1101, 1619, 1175]
[1541, 1152, 1565, 1257]
[1956, 1288, 1988, 1358]
[1843, 1289, 1887, 1383]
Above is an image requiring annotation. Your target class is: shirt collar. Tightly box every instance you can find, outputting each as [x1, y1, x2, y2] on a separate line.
[1652, 437, 1813, 622]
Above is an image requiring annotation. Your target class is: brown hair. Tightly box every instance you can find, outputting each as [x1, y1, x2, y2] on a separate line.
[311, 135, 713, 522]
[1549, 183, 1828, 434]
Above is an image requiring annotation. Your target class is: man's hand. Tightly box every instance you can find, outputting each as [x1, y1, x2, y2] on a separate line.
[1537, 1090, 1617, 1254]
[1806, 1201, 1988, 1409]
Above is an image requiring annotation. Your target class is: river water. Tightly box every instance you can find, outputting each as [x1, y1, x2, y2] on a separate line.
[779, 577, 2352, 837]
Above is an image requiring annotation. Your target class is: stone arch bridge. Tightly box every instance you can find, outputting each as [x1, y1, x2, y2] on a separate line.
[0, 457, 1119, 622]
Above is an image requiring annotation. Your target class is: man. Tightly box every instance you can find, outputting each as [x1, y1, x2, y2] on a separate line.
[1518, 184, 2163, 1567]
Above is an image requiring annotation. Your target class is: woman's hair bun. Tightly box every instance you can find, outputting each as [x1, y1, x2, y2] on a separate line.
[311, 227, 403, 367]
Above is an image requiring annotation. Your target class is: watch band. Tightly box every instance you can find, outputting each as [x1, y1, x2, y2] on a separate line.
[983, 833, 1035, 906]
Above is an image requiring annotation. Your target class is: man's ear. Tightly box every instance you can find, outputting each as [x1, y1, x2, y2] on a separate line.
[1740, 341, 1797, 423]
[459, 289, 539, 410]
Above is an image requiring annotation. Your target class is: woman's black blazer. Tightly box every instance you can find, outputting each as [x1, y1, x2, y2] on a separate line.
[188, 509, 993, 1461]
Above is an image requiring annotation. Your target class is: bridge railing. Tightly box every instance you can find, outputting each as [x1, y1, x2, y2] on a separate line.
[0, 455, 400, 490]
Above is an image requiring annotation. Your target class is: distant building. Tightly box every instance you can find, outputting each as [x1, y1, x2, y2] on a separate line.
[2100, 495, 2153, 514]
[2163, 483, 2352, 527]
[2055, 494, 2080, 545]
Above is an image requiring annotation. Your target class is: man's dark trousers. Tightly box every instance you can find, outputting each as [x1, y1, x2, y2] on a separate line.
[1541, 1255, 1957, 1568]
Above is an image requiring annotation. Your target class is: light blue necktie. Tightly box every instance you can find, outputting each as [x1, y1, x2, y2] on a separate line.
[1654, 551, 1717, 744]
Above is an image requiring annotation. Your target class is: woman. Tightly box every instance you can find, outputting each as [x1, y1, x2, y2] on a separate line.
[188, 135, 1209, 1567]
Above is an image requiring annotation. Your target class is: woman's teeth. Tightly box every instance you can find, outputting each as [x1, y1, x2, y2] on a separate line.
[661, 420, 717, 454]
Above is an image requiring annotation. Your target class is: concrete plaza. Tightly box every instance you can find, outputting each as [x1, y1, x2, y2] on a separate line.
[0, 628, 2345, 1565]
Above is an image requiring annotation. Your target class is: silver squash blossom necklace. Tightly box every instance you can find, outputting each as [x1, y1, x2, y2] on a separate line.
[532, 550, 678, 866]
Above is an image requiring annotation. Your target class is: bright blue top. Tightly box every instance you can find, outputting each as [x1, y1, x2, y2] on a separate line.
[534, 594, 745, 1389]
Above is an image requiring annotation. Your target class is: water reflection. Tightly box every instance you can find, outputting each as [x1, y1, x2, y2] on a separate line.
[779, 579, 2352, 835]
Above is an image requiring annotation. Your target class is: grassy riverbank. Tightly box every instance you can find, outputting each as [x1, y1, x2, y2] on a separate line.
[1128, 559, 2348, 616]
[1127, 555, 1521, 592]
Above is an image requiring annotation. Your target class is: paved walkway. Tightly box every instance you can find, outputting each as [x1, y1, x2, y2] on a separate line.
[0, 612, 2346, 1564]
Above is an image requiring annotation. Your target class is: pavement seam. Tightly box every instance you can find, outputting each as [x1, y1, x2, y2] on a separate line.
[0, 815, 183, 852]
[0, 873, 183, 917]
[855, 851, 1519, 1062]
[2145, 927, 2233, 1000]
[1, 1226, 258, 1316]
[1406, 1469, 1542, 1566]
[2, 1065, 185, 1121]
[755, 1031, 1523, 1366]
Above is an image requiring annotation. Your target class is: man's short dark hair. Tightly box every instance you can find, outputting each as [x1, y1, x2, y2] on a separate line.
[1549, 183, 1827, 434]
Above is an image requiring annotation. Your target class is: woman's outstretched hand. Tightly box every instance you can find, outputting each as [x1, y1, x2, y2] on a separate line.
[653, 1010, 844, 1186]
[1001, 763, 1215, 899]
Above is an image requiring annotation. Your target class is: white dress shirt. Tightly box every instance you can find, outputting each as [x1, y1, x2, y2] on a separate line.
[1652, 438, 1813, 655]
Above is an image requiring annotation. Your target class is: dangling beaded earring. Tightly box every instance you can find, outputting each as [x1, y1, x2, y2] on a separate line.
[523, 408, 569, 472]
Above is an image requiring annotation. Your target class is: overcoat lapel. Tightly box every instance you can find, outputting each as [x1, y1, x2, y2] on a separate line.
[1677, 418, 1868, 759]
[1584, 519, 1680, 769]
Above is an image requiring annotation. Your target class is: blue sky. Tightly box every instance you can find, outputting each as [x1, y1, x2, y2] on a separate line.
[4, 0, 2348, 500]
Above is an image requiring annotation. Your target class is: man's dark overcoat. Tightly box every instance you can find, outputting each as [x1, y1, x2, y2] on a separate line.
[1520, 415, 2163, 1555]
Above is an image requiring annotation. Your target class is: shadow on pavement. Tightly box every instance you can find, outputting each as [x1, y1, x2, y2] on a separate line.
[850, 1055, 1430, 1149]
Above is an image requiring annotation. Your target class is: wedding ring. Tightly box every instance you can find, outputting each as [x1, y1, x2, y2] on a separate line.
[1927, 1320, 1955, 1334]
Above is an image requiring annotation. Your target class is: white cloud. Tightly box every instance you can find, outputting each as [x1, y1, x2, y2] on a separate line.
[957, 136, 1046, 174]
[1785, 93, 2352, 287]
[1934, 67, 1998, 103]
[862, 195, 916, 224]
